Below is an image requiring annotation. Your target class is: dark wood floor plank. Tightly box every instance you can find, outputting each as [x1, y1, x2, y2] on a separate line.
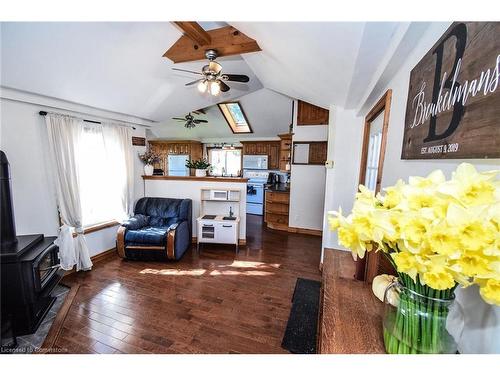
[56, 215, 321, 353]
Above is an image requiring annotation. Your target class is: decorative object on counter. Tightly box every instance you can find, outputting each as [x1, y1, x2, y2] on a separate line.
[328, 163, 500, 354]
[185, 158, 211, 177]
[139, 149, 160, 176]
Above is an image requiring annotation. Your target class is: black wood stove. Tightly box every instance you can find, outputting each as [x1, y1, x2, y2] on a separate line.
[1, 150, 63, 345]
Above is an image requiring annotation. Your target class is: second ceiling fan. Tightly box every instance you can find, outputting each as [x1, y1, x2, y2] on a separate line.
[172, 49, 250, 96]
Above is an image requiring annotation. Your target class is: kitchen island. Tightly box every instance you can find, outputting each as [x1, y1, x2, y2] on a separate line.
[142, 175, 248, 243]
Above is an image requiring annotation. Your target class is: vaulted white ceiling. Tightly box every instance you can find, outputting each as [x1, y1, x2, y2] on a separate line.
[150, 88, 292, 140]
[0, 22, 262, 123]
[1, 21, 430, 138]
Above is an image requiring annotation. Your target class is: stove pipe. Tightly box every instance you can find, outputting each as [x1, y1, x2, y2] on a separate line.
[0, 150, 17, 250]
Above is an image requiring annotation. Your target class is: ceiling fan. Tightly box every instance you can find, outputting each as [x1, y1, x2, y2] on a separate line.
[172, 112, 208, 129]
[172, 49, 250, 96]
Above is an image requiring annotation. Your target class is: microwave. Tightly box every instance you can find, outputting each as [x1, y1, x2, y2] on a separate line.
[210, 190, 229, 200]
[243, 155, 268, 170]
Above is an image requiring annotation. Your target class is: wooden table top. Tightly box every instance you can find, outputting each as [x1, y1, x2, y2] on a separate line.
[319, 249, 385, 354]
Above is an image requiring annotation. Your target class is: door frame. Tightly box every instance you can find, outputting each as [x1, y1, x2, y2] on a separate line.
[354, 89, 392, 281]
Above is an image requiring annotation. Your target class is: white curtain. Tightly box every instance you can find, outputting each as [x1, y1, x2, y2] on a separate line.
[45, 114, 92, 271]
[102, 123, 134, 221]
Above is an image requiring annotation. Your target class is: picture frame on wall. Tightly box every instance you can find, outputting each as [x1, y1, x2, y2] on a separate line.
[401, 22, 500, 160]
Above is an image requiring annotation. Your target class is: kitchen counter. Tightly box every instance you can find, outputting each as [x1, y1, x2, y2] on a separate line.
[142, 175, 248, 183]
[264, 183, 290, 192]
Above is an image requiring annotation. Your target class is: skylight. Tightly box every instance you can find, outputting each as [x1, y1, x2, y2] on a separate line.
[218, 102, 253, 134]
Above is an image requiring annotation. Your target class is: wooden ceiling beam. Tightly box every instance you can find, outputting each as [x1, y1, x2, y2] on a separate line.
[173, 22, 211, 46]
[164, 25, 261, 63]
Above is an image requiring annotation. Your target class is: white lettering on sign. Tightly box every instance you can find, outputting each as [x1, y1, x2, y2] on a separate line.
[410, 54, 500, 129]
[420, 143, 460, 155]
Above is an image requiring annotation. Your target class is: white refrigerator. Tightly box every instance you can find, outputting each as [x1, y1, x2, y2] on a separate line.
[168, 155, 190, 176]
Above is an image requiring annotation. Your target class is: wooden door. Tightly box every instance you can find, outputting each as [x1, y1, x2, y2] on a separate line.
[297, 100, 329, 125]
[268, 142, 280, 170]
[255, 142, 268, 155]
[167, 144, 177, 154]
[355, 89, 394, 282]
[308, 142, 328, 165]
[243, 143, 257, 155]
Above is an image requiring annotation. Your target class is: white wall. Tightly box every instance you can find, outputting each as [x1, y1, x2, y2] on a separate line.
[289, 100, 328, 231]
[321, 22, 500, 353]
[0, 97, 147, 258]
[321, 106, 363, 250]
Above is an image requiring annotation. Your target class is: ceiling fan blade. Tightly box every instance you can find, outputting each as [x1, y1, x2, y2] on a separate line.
[193, 119, 208, 124]
[219, 80, 230, 92]
[172, 67, 202, 75]
[209, 61, 222, 74]
[185, 79, 203, 86]
[172, 117, 186, 121]
[222, 74, 250, 83]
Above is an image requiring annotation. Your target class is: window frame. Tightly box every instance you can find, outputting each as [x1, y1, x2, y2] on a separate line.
[217, 102, 253, 134]
[206, 146, 243, 177]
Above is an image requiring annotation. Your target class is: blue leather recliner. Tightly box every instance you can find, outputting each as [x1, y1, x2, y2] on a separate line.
[116, 197, 192, 261]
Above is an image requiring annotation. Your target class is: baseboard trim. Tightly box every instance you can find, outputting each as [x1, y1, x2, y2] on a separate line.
[288, 227, 323, 236]
[64, 247, 117, 276]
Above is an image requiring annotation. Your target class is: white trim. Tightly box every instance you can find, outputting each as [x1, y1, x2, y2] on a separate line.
[0, 86, 156, 127]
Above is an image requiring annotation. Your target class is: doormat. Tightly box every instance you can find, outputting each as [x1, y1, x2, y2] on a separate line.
[281, 278, 321, 354]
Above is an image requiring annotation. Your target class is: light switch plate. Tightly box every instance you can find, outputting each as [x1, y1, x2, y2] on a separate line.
[325, 160, 334, 168]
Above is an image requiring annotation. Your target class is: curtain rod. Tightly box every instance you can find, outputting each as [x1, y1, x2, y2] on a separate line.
[39, 110, 136, 130]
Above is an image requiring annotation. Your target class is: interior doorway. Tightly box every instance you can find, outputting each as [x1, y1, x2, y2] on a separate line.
[354, 89, 393, 281]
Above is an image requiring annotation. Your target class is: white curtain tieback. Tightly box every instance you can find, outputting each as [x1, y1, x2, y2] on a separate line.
[74, 227, 84, 235]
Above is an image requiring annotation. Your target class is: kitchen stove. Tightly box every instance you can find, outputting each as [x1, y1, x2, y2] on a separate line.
[243, 170, 269, 216]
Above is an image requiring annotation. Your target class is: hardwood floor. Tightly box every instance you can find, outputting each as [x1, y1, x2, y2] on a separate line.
[55, 215, 322, 354]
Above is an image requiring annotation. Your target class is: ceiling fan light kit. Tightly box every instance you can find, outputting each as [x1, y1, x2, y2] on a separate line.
[172, 112, 208, 129]
[172, 48, 250, 97]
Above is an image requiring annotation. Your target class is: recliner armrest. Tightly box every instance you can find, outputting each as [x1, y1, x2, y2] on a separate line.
[116, 226, 127, 258]
[122, 214, 150, 230]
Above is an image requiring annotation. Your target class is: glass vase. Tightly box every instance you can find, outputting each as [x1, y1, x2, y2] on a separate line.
[382, 278, 464, 354]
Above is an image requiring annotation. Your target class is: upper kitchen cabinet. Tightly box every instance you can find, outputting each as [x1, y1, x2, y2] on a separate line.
[297, 100, 330, 125]
[241, 141, 281, 170]
[148, 140, 203, 174]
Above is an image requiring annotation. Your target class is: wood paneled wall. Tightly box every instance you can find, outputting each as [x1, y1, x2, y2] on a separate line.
[148, 140, 203, 176]
[297, 100, 329, 125]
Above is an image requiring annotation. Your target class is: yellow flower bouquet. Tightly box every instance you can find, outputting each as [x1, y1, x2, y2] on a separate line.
[328, 163, 500, 354]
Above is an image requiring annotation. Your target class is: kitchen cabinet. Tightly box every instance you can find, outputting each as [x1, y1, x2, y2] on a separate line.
[241, 141, 281, 170]
[264, 190, 290, 231]
[242, 142, 257, 155]
[297, 100, 330, 125]
[148, 140, 203, 175]
[278, 133, 293, 172]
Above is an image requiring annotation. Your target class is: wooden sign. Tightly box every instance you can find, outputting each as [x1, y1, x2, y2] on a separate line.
[402, 22, 500, 159]
[132, 136, 146, 146]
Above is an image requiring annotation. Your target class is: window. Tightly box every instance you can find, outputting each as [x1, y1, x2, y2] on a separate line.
[208, 148, 242, 176]
[217, 102, 253, 134]
[363, 110, 384, 191]
[78, 125, 123, 227]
